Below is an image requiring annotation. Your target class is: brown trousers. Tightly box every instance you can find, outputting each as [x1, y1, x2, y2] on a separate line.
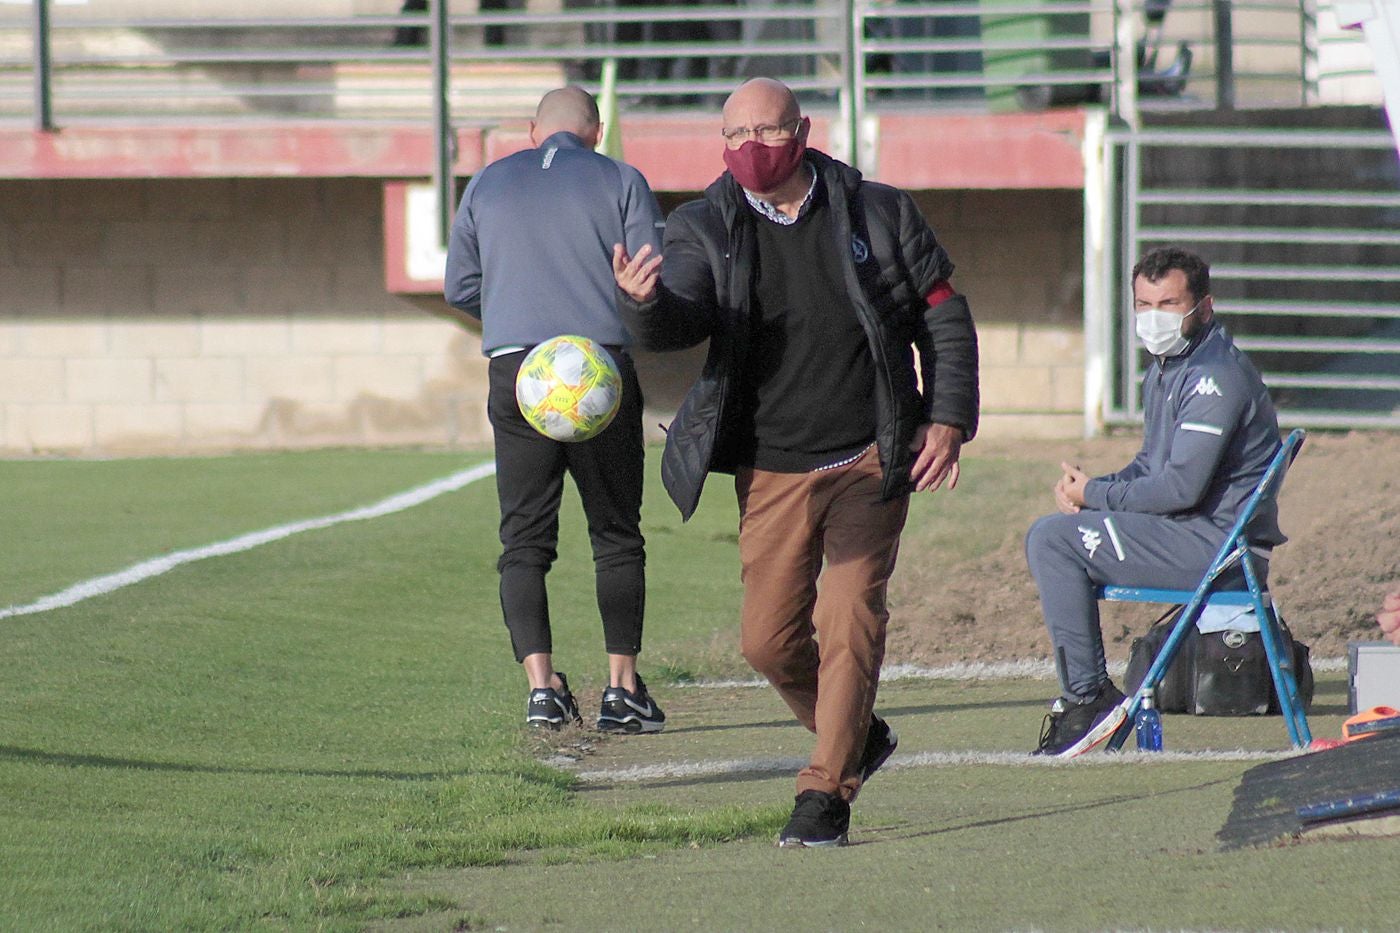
[735, 446, 909, 802]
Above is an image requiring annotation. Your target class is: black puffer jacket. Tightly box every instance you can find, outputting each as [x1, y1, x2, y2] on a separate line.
[620, 150, 980, 520]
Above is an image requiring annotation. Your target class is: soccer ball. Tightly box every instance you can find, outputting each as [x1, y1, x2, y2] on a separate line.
[514, 335, 623, 442]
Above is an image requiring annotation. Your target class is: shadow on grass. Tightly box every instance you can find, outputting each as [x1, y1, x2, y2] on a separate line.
[0, 744, 498, 783]
[878, 698, 1043, 718]
[1307, 679, 1350, 717]
[860, 776, 1236, 846]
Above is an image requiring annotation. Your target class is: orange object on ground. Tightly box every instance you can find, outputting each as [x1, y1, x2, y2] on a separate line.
[1343, 706, 1400, 742]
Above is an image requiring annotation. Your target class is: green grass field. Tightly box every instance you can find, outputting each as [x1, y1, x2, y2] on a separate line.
[1, 449, 1395, 931]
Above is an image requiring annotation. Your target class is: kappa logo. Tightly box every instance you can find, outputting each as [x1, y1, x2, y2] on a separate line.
[1193, 376, 1223, 397]
[1078, 526, 1102, 559]
[851, 235, 870, 264]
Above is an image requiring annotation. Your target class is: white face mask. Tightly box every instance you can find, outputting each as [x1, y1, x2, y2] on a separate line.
[1135, 301, 1200, 357]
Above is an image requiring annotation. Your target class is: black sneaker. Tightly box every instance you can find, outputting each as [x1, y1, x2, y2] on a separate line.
[857, 715, 898, 784]
[777, 790, 851, 848]
[1033, 682, 1129, 758]
[526, 672, 583, 730]
[596, 673, 666, 733]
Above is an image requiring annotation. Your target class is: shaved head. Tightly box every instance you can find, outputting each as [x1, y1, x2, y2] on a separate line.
[722, 77, 800, 129]
[533, 86, 601, 141]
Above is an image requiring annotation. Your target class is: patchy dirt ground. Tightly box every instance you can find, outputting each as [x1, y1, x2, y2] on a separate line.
[887, 429, 1400, 665]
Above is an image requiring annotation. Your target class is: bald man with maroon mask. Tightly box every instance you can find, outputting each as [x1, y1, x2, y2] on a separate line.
[613, 77, 979, 848]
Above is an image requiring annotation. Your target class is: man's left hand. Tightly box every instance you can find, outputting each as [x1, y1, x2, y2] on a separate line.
[908, 422, 962, 493]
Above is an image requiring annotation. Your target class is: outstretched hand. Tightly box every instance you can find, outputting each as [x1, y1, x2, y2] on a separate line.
[613, 243, 662, 303]
[908, 422, 962, 493]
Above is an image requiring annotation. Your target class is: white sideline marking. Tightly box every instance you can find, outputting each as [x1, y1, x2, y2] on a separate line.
[572, 748, 1297, 783]
[0, 461, 497, 621]
[883, 660, 1080, 681]
[883, 657, 1347, 677]
[682, 661, 1073, 689]
[574, 756, 807, 782]
[681, 655, 1345, 687]
[891, 748, 1295, 767]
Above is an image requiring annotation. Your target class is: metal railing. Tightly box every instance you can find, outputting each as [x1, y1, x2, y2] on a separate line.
[852, 1, 1115, 110]
[1100, 124, 1400, 429]
[0, 4, 849, 124]
[0, 1, 1378, 129]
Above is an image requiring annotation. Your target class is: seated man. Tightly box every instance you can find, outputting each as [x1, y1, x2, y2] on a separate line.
[1025, 246, 1285, 757]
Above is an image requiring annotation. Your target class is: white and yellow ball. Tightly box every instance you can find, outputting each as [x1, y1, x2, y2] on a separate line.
[514, 335, 623, 442]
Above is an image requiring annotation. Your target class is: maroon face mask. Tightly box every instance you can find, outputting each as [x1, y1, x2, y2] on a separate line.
[722, 136, 807, 194]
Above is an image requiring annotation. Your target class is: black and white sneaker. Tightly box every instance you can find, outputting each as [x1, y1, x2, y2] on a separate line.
[778, 790, 850, 848]
[526, 672, 583, 730]
[857, 715, 898, 784]
[596, 674, 666, 733]
[1033, 682, 1129, 758]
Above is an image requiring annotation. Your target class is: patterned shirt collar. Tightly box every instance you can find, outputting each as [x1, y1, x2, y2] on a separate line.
[741, 161, 818, 226]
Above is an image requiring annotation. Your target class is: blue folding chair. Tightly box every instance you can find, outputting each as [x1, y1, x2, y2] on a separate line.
[1098, 428, 1311, 751]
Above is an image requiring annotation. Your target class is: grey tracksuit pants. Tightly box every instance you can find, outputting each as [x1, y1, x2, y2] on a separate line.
[1025, 510, 1264, 700]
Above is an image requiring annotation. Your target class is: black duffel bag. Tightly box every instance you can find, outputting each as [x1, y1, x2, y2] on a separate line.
[1125, 605, 1314, 716]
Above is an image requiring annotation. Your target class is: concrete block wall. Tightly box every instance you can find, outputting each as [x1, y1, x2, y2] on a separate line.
[0, 179, 1085, 457]
[0, 178, 487, 456]
[911, 188, 1085, 439]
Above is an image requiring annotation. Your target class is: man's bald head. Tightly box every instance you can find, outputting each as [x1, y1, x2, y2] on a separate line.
[722, 77, 801, 129]
[532, 86, 601, 145]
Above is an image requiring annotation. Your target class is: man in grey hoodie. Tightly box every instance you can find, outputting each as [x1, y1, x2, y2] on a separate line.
[445, 86, 667, 734]
[1026, 246, 1284, 757]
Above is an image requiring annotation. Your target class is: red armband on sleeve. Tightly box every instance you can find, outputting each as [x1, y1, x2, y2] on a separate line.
[925, 280, 956, 308]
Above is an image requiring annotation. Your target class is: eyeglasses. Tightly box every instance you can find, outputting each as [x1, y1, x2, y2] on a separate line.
[720, 118, 801, 145]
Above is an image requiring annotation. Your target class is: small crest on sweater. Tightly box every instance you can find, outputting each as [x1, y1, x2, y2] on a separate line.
[851, 235, 870, 264]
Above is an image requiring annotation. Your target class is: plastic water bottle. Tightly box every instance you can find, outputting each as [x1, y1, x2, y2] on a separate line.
[1135, 689, 1164, 752]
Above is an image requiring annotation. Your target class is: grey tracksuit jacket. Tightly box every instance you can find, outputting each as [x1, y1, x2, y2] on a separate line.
[1085, 319, 1284, 547]
[1026, 319, 1284, 698]
[444, 131, 663, 354]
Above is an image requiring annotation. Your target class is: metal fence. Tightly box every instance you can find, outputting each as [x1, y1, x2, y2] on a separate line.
[1094, 123, 1400, 429]
[0, 1, 1375, 128]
